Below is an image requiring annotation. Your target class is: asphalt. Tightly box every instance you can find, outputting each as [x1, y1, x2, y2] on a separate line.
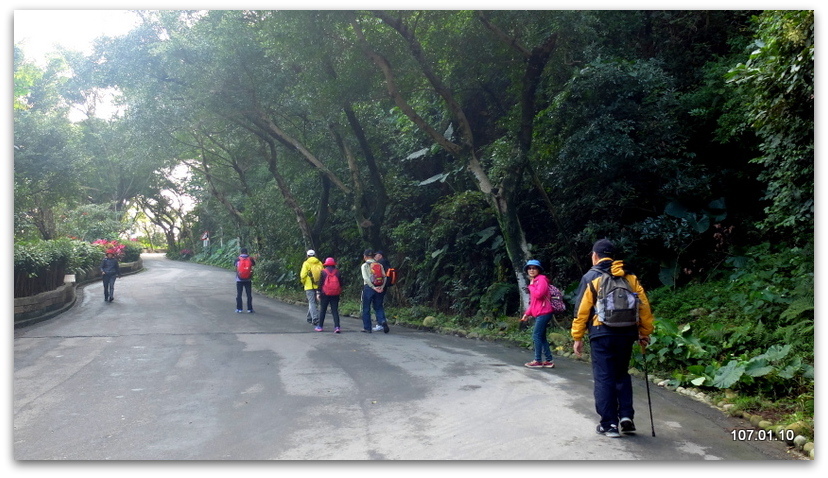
[12, 254, 803, 463]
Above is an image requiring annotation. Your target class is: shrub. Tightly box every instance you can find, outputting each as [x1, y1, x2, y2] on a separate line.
[14, 239, 103, 297]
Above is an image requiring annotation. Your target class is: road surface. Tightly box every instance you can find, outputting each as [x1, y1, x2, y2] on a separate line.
[13, 254, 799, 461]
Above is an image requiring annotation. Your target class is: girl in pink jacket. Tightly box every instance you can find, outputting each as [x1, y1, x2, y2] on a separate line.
[520, 259, 555, 368]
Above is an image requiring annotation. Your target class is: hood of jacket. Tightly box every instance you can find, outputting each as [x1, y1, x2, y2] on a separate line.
[305, 256, 323, 267]
[594, 258, 627, 277]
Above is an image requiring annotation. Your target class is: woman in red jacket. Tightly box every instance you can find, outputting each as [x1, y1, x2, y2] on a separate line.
[520, 259, 555, 368]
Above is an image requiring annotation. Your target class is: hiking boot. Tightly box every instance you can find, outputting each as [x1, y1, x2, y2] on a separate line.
[597, 424, 621, 438]
[236, 309, 243, 313]
[619, 417, 636, 434]
[542, 361, 555, 368]
[524, 360, 545, 368]
[382, 322, 390, 334]
[372, 324, 384, 332]
[248, 309, 255, 313]
[334, 327, 341, 334]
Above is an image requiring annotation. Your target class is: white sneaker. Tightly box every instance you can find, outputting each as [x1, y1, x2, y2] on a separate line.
[372, 324, 384, 331]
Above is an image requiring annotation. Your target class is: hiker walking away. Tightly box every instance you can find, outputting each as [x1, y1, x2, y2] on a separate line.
[234, 248, 256, 313]
[360, 249, 389, 333]
[100, 249, 120, 302]
[372, 250, 392, 331]
[317, 257, 343, 333]
[300, 249, 323, 325]
[571, 239, 654, 438]
[521, 260, 556, 369]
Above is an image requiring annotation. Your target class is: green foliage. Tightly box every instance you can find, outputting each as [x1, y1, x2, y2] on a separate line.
[14, 239, 105, 297]
[55, 203, 126, 242]
[638, 242, 813, 403]
[726, 11, 813, 239]
[188, 238, 243, 267]
[674, 344, 813, 399]
[120, 241, 143, 262]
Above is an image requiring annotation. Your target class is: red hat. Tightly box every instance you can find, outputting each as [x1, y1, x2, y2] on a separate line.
[323, 257, 336, 266]
[106, 249, 116, 255]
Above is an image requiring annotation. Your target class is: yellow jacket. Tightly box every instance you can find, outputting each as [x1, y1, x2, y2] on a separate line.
[299, 256, 323, 290]
[571, 259, 654, 341]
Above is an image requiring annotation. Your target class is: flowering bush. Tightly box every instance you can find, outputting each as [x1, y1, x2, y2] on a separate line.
[93, 239, 126, 259]
[91, 240, 142, 261]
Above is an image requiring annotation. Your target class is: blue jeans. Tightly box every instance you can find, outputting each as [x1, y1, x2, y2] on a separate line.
[361, 286, 386, 330]
[589, 335, 636, 429]
[236, 281, 252, 310]
[532, 313, 554, 362]
[319, 294, 340, 328]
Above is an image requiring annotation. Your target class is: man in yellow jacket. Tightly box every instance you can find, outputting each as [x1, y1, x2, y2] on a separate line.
[571, 239, 654, 438]
[300, 249, 323, 325]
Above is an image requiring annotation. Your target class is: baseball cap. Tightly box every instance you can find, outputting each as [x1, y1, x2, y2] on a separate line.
[592, 239, 615, 256]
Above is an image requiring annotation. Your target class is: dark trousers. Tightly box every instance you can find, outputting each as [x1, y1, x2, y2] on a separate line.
[589, 334, 636, 429]
[236, 281, 253, 310]
[102, 274, 116, 300]
[319, 294, 341, 328]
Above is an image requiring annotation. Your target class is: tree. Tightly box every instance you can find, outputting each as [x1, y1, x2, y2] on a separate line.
[726, 10, 813, 243]
[351, 11, 582, 307]
[13, 49, 84, 240]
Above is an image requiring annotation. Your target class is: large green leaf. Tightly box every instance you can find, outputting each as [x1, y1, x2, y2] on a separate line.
[744, 358, 774, 378]
[712, 360, 746, 389]
[762, 344, 791, 362]
[664, 201, 688, 219]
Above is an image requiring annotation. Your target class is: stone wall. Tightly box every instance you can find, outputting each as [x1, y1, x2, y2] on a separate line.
[14, 258, 144, 329]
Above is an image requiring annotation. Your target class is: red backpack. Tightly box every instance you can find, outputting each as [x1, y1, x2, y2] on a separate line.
[321, 269, 342, 296]
[236, 256, 253, 280]
[369, 261, 385, 286]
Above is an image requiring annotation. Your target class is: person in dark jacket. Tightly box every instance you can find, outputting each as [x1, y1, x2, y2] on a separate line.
[317, 257, 342, 333]
[100, 250, 120, 302]
[571, 239, 654, 438]
[234, 248, 256, 313]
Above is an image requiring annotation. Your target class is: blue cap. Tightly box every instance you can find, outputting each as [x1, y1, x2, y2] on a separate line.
[524, 259, 544, 273]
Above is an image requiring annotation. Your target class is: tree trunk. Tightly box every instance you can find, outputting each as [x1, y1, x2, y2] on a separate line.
[343, 104, 388, 249]
[260, 137, 317, 250]
[354, 13, 535, 308]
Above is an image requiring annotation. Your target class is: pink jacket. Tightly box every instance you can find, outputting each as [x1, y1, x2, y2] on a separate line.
[525, 274, 554, 317]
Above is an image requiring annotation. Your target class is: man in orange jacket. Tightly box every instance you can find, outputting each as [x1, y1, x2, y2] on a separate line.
[571, 239, 654, 438]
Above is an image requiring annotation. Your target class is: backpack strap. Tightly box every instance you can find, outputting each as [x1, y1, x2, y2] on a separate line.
[586, 266, 604, 298]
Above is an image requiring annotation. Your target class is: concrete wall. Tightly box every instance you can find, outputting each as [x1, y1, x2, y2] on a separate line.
[14, 258, 144, 329]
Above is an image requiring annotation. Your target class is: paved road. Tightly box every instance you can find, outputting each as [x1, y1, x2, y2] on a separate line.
[13, 254, 797, 461]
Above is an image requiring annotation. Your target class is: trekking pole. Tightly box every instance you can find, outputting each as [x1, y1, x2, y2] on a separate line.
[641, 344, 656, 437]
